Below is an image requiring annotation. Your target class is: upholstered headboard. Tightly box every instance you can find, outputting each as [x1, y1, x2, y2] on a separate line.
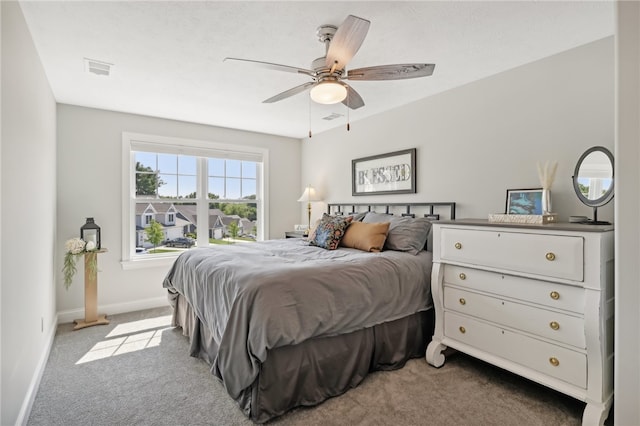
[326, 202, 456, 221]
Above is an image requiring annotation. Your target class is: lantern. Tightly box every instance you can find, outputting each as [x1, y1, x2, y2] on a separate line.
[80, 218, 101, 250]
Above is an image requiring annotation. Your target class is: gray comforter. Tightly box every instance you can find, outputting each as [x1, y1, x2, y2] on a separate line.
[162, 238, 433, 398]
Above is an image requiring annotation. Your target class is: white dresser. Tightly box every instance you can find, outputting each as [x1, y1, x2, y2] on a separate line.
[425, 219, 614, 425]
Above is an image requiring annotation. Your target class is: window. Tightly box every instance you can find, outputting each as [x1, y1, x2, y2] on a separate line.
[122, 133, 268, 267]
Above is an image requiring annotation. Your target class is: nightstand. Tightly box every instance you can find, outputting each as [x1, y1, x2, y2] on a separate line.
[285, 231, 307, 239]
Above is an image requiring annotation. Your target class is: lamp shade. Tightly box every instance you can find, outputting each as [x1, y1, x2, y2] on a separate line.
[310, 81, 347, 105]
[297, 185, 322, 203]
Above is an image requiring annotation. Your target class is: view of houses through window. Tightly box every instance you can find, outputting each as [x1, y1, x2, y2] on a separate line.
[134, 151, 260, 255]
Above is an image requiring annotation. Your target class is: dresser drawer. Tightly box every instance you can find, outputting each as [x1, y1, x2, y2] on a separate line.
[443, 265, 585, 314]
[440, 228, 584, 281]
[444, 286, 585, 348]
[444, 311, 586, 388]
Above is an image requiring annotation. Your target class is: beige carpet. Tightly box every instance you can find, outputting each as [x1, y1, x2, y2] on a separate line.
[28, 307, 607, 425]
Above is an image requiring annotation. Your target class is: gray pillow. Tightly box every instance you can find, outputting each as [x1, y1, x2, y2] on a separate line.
[363, 212, 433, 255]
[351, 211, 368, 222]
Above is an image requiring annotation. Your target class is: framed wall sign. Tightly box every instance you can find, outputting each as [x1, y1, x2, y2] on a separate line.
[505, 188, 544, 215]
[352, 148, 416, 196]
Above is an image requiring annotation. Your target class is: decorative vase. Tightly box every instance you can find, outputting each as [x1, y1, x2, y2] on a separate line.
[542, 189, 552, 214]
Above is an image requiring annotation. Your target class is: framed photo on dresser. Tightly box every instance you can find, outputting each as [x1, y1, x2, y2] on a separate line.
[505, 188, 543, 215]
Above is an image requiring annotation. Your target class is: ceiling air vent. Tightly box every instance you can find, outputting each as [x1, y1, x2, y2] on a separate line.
[322, 113, 343, 121]
[84, 58, 112, 77]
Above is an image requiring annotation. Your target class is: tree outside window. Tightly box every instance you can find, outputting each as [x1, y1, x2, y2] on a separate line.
[145, 220, 165, 252]
[228, 222, 239, 240]
[136, 162, 165, 196]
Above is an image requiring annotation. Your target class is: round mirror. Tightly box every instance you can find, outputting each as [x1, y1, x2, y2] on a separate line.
[572, 146, 614, 224]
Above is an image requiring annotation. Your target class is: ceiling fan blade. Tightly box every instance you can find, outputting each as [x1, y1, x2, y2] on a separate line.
[263, 82, 316, 104]
[325, 15, 370, 71]
[342, 84, 365, 110]
[224, 57, 316, 77]
[346, 63, 435, 81]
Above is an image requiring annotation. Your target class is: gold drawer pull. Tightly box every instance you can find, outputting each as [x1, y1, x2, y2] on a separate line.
[455, 242, 462, 249]
[550, 291, 560, 300]
[459, 273, 467, 280]
[459, 326, 466, 334]
[545, 252, 556, 261]
[549, 321, 560, 331]
[549, 357, 560, 367]
[459, 298, 466, 305]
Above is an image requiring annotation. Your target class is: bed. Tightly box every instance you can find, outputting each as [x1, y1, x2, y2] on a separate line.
[162, 202, 456, 423]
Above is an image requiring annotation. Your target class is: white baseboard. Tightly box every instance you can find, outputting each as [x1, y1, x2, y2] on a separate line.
[16, 313, 58, 426]
[57, 296, 170, 325]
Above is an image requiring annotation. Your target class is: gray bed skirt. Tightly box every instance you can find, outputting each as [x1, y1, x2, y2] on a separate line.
[169, 291, 434, 423]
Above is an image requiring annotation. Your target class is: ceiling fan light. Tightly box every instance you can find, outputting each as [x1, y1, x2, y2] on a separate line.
[310, 81, 347, 104]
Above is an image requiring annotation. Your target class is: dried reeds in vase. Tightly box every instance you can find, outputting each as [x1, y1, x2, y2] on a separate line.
[537, 161, 558, 214]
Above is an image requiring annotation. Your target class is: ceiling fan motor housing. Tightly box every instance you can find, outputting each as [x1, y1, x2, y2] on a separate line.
[311, 57, 341, 77]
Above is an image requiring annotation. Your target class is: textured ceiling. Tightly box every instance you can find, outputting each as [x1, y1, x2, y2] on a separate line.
[19, 1, 614, 139]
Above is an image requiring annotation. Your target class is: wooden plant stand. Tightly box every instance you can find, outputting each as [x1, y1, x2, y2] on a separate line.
[73, 249, 110, 330]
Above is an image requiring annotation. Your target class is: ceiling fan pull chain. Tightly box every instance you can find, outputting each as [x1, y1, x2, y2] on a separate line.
[308, 95, 313, 138]
[346, 90, 350, 131]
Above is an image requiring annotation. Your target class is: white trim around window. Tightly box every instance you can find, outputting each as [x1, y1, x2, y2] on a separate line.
[121, 132, 269, 269]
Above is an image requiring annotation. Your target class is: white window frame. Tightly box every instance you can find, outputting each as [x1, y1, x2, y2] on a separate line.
[121, 132, 269, 269]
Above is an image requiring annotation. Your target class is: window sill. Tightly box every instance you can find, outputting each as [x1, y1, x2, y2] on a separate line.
[120, 254, 178, 270]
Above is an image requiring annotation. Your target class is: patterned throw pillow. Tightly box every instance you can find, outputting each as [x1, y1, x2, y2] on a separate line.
[310, 213, 353, 250]
[306, 218, 321, 242]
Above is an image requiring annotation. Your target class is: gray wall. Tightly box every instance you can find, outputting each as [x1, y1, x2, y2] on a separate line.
[300, 37, 614, 225]
[1, 2, 58, 424]
[56, 105, 300, 314]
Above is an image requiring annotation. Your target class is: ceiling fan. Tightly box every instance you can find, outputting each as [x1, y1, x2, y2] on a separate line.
[224, 15, 435, 110]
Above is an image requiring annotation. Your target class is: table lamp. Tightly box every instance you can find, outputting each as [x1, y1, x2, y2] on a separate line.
[297, 185, 322, 234]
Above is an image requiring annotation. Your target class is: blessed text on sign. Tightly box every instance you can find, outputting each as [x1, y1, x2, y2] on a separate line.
[357, 164, 412, 185]
[352, 149, 416, 195]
